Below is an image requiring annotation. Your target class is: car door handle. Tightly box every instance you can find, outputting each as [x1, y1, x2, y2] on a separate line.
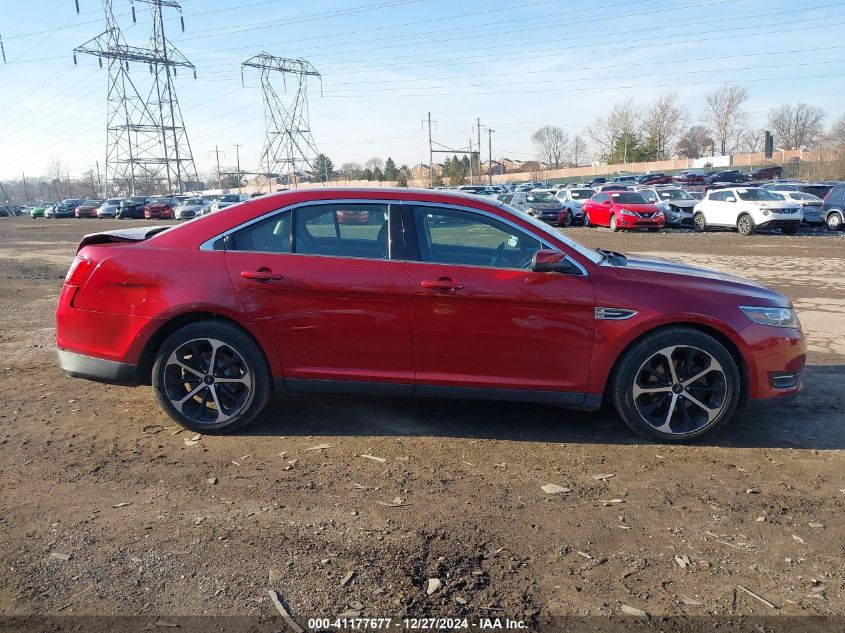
[241, 269, 284, 282]
[420, 278, 463, 291]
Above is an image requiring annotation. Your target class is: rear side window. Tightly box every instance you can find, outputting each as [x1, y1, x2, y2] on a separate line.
[828, 185, 845, 202]
[227, 203, 390, 259]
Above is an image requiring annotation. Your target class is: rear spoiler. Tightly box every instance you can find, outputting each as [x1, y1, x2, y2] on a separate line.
[77, 225, 171, 252]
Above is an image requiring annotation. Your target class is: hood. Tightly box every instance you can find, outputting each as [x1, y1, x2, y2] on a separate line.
[177, 204, 204, 211]
[612, 203, 659, 213]
[662, 199, 696, 209]
[618, 255, 788, 306]
[526, 202, 562, 209]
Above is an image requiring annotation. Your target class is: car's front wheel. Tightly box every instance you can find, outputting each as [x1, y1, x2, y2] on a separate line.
[693, 213, 707, 232]
[609, 215, 619, 232]
[737, 214, 755, 236]
[826, 210, 843, 231]
[583, 212, 591, 227]
[610, 327, 740, 443]
[152, 321, 272, 434]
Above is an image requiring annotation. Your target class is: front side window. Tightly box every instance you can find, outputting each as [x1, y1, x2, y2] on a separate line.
[410, 205, 542, 270]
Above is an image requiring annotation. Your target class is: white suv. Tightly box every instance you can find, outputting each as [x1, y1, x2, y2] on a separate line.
[693, 187, 802, 236]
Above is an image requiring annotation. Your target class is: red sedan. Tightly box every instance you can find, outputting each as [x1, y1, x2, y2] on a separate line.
[582, 191, 665, 231]
[75, 200, 103, 218]
[55, 189, 805, 442]
[144, 197, 175, 220]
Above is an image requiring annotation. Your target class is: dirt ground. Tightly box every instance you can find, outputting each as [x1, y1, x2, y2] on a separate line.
[0, 217, 842, 630]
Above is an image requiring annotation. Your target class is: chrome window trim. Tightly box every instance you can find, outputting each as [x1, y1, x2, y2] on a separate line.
[199, 198, 399, 256]
[406, 200, 588, 276]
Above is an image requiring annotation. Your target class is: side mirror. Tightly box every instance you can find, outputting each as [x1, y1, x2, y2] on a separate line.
[531, 249, 581, 274]
[603, 199, 612, 205]
[725, 196, 736, 203]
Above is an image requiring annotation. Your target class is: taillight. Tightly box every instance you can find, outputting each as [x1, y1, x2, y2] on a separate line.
[65, 255, 94, 286]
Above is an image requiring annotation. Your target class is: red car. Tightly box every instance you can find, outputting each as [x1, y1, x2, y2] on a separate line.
[144, 197, 175, 220]
[582, 191, 666, 231]
[672, 173, 706, 186]
[75, 200, 103, 218]
[55, 189, 805, 443]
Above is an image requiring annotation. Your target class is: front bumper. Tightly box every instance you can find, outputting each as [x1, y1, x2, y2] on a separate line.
[739, 322, 806, 403]
[57, 348, 139, 385]
[617, 215, 664, 228]
[758, 219, 802, 229]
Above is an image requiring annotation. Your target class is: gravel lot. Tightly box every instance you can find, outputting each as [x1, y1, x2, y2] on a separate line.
[0, 218, 842, 629]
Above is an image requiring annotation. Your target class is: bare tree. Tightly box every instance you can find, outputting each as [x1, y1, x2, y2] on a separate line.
[676, 125, 713, 159]
[531, 125, 568, 169]
[81, 169, 99, 197]
[767, 103, 825, 150]
[734, 128, 765, 154]
[825, 114, 845, 151]
[702, 84, 748, 155]
[339, 162, 362, 180]
[364, 157, 384, 172]
[640, 90, 687, 159]
[47, 157, 70, 199]
[585, 99, 640, 161]
[569, 135, 588, 166]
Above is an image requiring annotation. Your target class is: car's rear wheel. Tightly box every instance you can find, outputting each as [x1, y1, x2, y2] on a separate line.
[693, 213, 707, 232]
[737, 214, 755, 236]
[152, 321, 272, 434]
[826, 211, 843, 231]
[609, 215, 619, 232]
[610, 327, 740, 443]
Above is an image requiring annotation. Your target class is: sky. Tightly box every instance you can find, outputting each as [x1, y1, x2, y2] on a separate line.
[0, 0, 843, 181]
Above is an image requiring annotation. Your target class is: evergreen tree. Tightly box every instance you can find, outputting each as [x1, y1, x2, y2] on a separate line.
[362, 168, 373, 181]
[373, 166, 384, 181]
[314, 154, 334, 182]
[384, 157, 398, 180]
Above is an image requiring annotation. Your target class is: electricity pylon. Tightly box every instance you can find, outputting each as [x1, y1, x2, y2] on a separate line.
[242, 53, 322, 190]
[73, 0, 198, 195]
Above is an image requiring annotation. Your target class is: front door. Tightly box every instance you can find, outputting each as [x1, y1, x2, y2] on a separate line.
[402, 203, 595, 398]
[223, 201, 414, 389]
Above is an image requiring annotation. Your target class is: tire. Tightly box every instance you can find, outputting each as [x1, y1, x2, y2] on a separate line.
[737, 214, 755, 236]
[826, 210, 843, 231]
[693, 213, 707, 232]
[781, 225, 798, 236]
[610, 327, 741, 443]
[609, 215, 619, 232]
[583, 212, 591, 227]
[152, 320, 272, 434]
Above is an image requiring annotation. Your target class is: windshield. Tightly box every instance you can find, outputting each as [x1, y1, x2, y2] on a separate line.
[84, 200, 103, 205]
[105, 199, 122, 204]
[183, 198, 205, 205]
[128, 197, 146, 202]
[149, 197, 171, 204]
[220, 194, 241, 202]
[569, 189, 593, 199]
[736, 189, 779, 201]
[658, 189, 694, 201]
[525, 192, 556, 203]
[790, 192, 821, 201]
[610, 192, 648, 204]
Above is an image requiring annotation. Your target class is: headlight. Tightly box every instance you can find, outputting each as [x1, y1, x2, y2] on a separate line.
[618, 208, 636, 216]
[740, 306, 799, 328]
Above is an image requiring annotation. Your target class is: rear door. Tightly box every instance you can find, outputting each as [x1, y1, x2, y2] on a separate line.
[223, 200, 414, 391]
[402, 202, 595, 398]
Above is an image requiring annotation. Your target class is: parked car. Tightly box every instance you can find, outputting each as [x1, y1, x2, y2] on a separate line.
[554, 188, 595, 225]
[597, 184, 630, 192]
[457, 185, 495, 196]
[750, 165, 783, 180]
[767, 191, 824, 225]
[635, 173, 671, 185]
[174, 197, 211, 220]
[210, 193, 249, 212]
[494, 193, 515, 205]
[588, 177, 607, 188]
[509, 190, 568, 225]
[55, 188, 806, 443]
[144, 197, 175, 220]
[582, 191, 665, 231]
[0, 206, 15, 218]
[97, 198, 124, 219]
[117, 197, 149, 219]
[693, 187, 802, 236]
[672, 170, 706, 186]
[704, 170, 748, 186]
[637, 187, 697, 227]
[30, 203, 52, 218]
[49, 198, 86, 218]
[762, 182, 834, 200]
[821, 183, 845, 230]
[75, 200, 103, 218]
[609, 175, 638, 186]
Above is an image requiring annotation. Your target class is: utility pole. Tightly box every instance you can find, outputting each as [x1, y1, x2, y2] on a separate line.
[488, 128, 495, 186]
[468, 137, 474, 185]
[422, 112, 435, 188]
[233, 143, 243, 192]
[476, 117, 482, 185]
[22, 173, 29, 205]
[95, 161, 102, 197]
[209, 146, 225, 189]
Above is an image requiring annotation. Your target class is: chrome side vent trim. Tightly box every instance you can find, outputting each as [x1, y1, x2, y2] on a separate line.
[595, 307, 637, 320]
